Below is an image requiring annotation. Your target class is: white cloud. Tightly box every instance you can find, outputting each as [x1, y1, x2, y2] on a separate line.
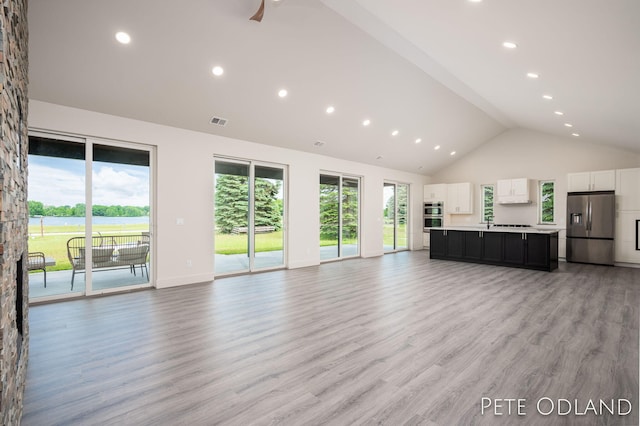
[92, 165, 149, 206]
[28, 163, 85, 206]
[29, 162, 149, 207]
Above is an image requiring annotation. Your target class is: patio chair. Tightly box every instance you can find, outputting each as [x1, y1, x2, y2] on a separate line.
[68, 236, 115, 290]
[27, 252, 47, 287]
[117, 244, 150, 278]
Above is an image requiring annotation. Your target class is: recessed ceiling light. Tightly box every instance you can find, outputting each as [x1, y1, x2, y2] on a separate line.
[468, 0, 482, 2]
[326, 106, 335, 114]
[391, 130, 399, 136]
[527, 72, 539, 79]
[554, 111, 564, 116]
[415, 138, 422, 144]
[115, 32, 131, 44]
[434, 145, 441, 150]
[571, 133, 580, 137]
[542, 94, 553, 100]
[502, 41, 518, 49]
[450, 151, 457, 156]
[564, 123, 573, 128]
[362, 119, 371, 126]
[212, 66, 224, 77]
[278, 89, 288, 98]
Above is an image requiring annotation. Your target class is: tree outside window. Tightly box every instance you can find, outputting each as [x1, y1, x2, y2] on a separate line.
[540, 180, 555, 223]
[482, 184, 494, 222]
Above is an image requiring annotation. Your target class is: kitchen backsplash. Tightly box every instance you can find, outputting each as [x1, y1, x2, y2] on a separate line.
[493, 203, 539, 225]
[447, 203, 539, 226]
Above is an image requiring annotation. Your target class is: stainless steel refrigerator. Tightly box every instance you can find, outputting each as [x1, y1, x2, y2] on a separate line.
[566, 191, 615, 265]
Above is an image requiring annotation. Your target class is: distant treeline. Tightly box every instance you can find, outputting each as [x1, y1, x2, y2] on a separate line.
[28, 201, 149, 218]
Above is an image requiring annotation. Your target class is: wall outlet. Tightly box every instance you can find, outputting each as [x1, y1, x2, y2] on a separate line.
[186, 259, 192, 267]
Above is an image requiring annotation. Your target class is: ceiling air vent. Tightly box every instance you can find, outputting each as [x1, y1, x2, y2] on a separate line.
[210, 116, 228, 126]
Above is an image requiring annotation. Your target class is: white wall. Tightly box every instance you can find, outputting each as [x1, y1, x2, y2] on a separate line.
[29, 100, 429, 288]
[431, 128, 640, 256]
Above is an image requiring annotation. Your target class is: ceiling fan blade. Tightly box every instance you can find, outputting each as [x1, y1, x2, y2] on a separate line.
[249, 0, 265, 22]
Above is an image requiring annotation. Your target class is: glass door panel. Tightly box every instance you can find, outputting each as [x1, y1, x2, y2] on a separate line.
[319, 175, 340, 260]
[90, 144, 151, 292]
[27, 137, 86, 300]
[254, 165, 285, 270]
[383, 183, 396, 253]
[214, 160, 250, 275]
[214, 159, 286, 275]
[341, 177, 360, 257]
[383, 181, 410, 253]
[320, 173, 360, 261]
[397, 183, 409, 250]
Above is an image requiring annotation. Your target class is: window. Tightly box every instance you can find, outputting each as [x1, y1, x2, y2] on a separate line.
[214, 159, 286, 275]
[481, 184, 494, 222]
[28, 135, 154, 301]
[319, 173, 360, 261]
[383, 182, 409, 253]
[540, 180, 555, 224]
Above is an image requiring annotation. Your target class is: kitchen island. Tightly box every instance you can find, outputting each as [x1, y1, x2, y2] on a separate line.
[430, 226, 559, 271]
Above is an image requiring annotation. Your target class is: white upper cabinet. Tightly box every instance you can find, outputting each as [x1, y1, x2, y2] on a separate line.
[616, 168, 640, 211]
[496, 178, 530, 204]
[567, 172, 591, 192]
[423, 184, 447, 202]
[447, 182, 473, 214]
[591, 170, 616, 191]
[568, 170, 615, 192]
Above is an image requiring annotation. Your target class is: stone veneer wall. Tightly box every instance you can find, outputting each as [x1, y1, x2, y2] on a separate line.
[0, 0, 29, 424]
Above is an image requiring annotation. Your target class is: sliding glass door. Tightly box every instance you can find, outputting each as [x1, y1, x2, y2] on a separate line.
[28, 137, 86, 299]
[320, 173, 360, 261]
[214, 159, 286, 275]
[254, 165, 285, 269]
[27, 134, 154, 301]
[90, 144, 151, 291]
[384, 181, 409, 253]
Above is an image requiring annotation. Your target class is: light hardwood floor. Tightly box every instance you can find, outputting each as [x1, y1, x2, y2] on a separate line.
[23, 251, 639, 425]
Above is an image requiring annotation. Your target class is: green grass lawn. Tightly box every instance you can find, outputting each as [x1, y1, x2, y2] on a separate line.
[214, 231, 285, 255]
[215, 231, 357, 255]
[32, 224, 377, 271]
[383, 223, 408, 248]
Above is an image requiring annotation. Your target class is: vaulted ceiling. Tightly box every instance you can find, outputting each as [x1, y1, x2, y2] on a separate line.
[28, 0, 639, 175]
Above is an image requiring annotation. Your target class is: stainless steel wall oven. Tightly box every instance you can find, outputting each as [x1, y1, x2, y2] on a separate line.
[424, 201, 444, 229]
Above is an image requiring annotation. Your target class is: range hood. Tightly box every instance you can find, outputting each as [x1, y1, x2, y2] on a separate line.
[498, 199, 532, 205]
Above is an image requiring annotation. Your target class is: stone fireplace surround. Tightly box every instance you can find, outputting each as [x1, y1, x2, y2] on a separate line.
[0, 0, 29, 424]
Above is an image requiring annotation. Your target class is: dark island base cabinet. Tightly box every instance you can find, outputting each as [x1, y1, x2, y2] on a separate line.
[482, 232, 504, 263]
[504, 233, 525, 265]
[430, 229, 559, 272]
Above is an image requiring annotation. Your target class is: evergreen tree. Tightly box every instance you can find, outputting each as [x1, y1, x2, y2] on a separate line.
[319, 183, 339, 239]
[214, 175, 283, 234]
[215, 175, 249, 234]
[254, 178, 282, 229]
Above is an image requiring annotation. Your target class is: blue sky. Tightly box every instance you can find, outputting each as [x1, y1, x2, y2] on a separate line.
[28, 156, 150, 207]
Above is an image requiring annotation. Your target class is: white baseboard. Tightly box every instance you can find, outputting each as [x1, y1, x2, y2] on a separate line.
[156, 273, 215, 288]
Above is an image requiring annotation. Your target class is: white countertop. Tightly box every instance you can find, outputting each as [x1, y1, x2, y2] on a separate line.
[430, 226, 562, 234]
